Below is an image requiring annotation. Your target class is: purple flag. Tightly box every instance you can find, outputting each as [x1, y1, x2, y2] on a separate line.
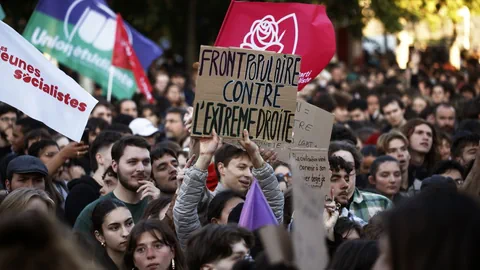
[239, 178, 278, 231]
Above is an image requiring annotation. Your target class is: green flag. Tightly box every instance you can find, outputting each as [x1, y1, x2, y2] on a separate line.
[0, 5, 5, 21]
[22, 0, 162, 100]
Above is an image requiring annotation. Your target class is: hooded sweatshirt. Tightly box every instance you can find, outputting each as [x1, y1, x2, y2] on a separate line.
[65, 175, 101, 226]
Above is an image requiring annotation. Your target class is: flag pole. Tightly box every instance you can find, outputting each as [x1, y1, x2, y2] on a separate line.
[107, 65, 114, 102]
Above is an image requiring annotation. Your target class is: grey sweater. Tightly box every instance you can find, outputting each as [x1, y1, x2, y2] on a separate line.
[173, 162, 284, 249]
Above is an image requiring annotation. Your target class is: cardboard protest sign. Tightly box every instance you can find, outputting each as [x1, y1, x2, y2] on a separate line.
[292, 100, 333, 149]
[291, 156, 329, 270]
[256, 100, 333, 162]
[289, 148, 331, 197]
[258, 225, 294, 265]
[192, 46, 300, 144]
[0, 21, 97, 142]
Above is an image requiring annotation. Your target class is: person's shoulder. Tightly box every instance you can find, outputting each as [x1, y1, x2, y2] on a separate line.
[79, 193, 111, 215]
[359, 190, 391, 203]
[74, 194, 112, 229]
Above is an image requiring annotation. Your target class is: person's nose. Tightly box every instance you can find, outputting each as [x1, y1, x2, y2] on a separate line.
[121, 225, 129, 238]
[340, 179, 349, 190]
[146, 246, 156, 260]
[388, 175, 396, 183]
[24, 180, 34, 188]
[135, 162, 145, 172]
[245, 169, 253, 179]
[168, 164, 177, 175]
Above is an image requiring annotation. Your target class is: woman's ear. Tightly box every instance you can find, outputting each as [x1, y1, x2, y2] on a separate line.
[201, 265, 214, 270]
[368, 175, 375, 185]
[210, 218, 219, 224]
[94, 230, 105, 245]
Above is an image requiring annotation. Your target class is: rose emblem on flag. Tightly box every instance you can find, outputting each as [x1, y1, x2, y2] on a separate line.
[240, 13, 298, 54]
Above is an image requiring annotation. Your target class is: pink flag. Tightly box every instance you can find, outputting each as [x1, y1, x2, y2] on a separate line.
[215, 1, 336, 91]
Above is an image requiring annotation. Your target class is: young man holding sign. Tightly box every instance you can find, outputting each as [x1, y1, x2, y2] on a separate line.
[174, 46, 291, 249]
[174, 129, 284, 249]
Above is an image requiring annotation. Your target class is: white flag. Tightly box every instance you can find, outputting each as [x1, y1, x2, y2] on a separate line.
[0, 21, 97, 141]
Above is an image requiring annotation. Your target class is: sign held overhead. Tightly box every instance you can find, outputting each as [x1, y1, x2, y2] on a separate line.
[192, 46, 300, 144]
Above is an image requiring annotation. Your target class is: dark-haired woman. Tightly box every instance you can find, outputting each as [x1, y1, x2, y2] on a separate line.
[207, 190, 244, 224]
[92, 198, 134, 270]
[125, 219, 186, 270]
[368, 156, 405, 203]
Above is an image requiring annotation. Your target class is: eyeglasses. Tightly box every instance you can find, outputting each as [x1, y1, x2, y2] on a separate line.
[275, 172, 292, 178]
[243, 253, 254, 262]
[0, 117, 16, 123]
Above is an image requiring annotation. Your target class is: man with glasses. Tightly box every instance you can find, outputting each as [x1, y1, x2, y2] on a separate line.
[433, 160, 465, 187]
[273, 161, 292, 193]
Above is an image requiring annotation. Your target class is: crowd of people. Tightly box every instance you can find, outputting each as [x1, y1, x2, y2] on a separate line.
[0, 49, 480, 270]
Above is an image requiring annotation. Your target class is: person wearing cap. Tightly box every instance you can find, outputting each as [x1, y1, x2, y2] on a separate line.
[4, 155, 48, 192]
[128, 118, 159, 147]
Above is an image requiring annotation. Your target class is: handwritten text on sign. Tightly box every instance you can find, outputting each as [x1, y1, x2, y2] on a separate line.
[290, 154, 329, 270]
[289, 148, 331, 195]
[192, 46, 300, 143]
[292, 100, 333, 149]
[260, 100, 333, 163]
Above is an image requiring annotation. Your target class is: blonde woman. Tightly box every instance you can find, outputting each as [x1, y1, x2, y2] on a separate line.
[0, 188, 55, 215]
[0, 210, 102, 270]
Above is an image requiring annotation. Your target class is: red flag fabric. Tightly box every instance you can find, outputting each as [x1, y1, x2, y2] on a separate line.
[112, 14, 153, 103]
[215, 1, 336, 91]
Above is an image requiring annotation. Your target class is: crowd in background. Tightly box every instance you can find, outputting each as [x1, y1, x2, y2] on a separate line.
[0, 47, 480, 270]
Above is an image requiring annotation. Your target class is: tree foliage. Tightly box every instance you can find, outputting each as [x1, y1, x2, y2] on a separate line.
[395, 0, 480, 31]
[2, 0, 479, 66]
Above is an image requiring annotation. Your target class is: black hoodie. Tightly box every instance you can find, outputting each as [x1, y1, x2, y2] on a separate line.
[65, 175, 101, 227]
